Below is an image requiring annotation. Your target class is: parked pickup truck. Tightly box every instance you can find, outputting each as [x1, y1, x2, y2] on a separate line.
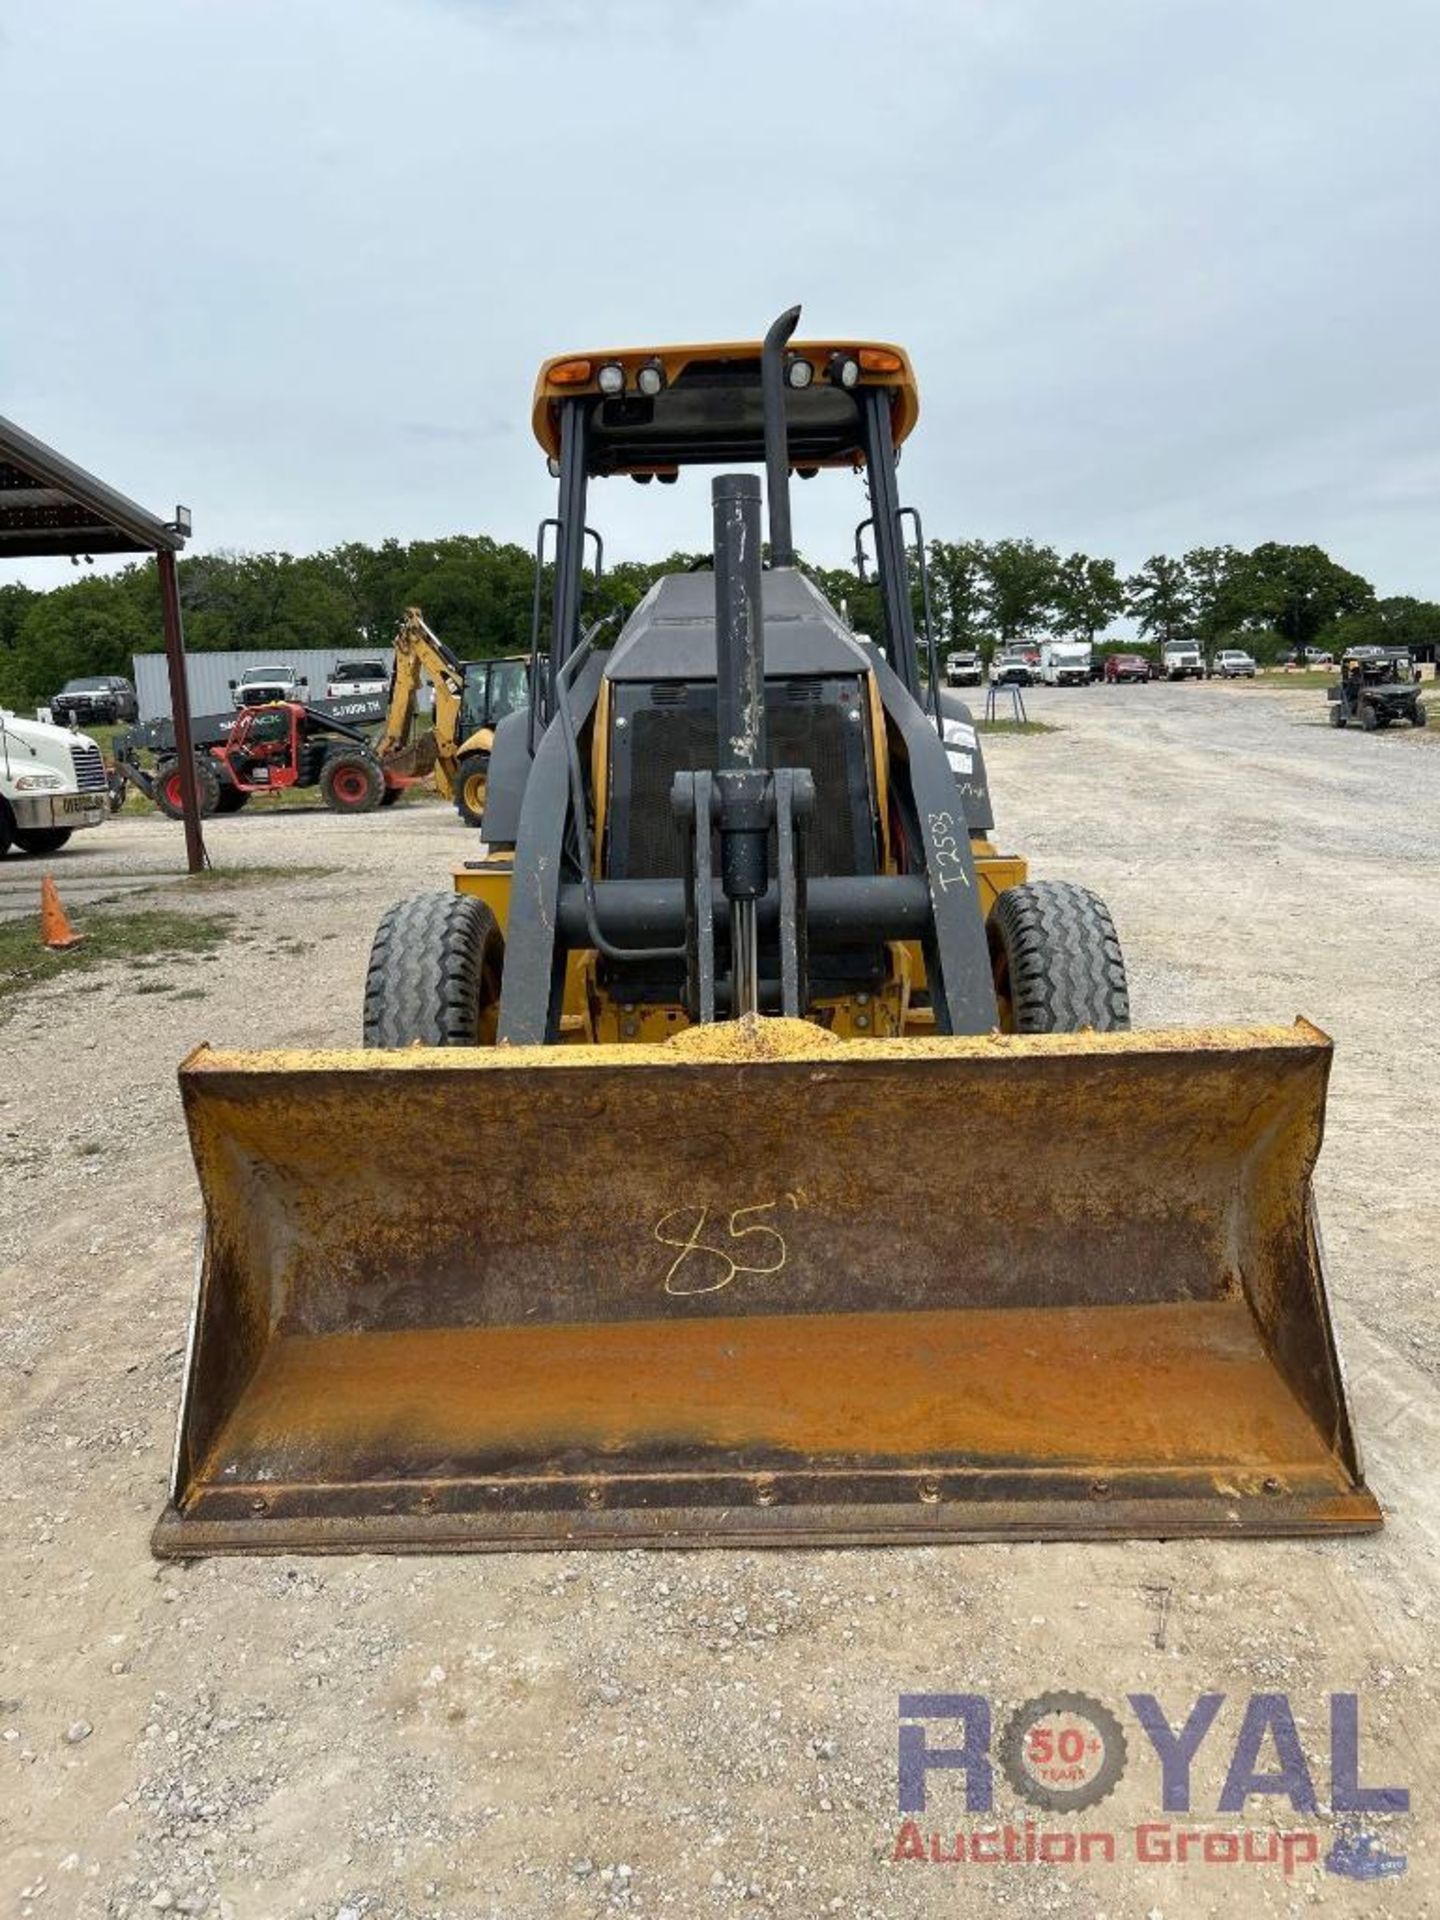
[49, 674, 139, 725]
[991, 650, 1035, 686]
[230, 664, 308, 708]
[944, 648, 983, 687]
[326, 658, 390, 699]
[0, 709, 108, 855]
[1104, 652, 1152, 683]
[1211, 648, 1258, 678]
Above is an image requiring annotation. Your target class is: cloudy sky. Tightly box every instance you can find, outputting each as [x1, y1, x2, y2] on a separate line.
[3, 0, 1438, 597]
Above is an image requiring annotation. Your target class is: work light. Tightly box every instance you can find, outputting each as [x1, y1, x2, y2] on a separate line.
[827, 351, 861, 389]
[636, 357, 666, 397]
[784, 355, 813, 389]
[597, 361, 626, 395]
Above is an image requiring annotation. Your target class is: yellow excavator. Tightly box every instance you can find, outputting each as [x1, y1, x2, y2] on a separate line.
[155, 307, 1379, 1556]
[377, 605, 533, 825]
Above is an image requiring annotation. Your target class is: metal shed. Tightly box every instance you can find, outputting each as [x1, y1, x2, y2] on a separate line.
[131, 647, 402, 723]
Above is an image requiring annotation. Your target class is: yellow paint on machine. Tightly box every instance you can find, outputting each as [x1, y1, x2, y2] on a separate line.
[453, 841, 1028, 1042]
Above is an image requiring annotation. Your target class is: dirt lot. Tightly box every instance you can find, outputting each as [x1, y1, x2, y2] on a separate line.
[2, 681, 1436, 1919]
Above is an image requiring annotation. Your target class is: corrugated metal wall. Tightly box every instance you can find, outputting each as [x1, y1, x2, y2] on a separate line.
[132, 648, 405, 722]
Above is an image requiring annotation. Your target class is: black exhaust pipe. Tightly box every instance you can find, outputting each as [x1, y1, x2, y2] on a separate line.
[760, 304, 801, 569]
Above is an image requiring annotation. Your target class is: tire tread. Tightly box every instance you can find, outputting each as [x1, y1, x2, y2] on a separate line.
[990, 880, 1130, 1032]
[362, 891, 501, 1046]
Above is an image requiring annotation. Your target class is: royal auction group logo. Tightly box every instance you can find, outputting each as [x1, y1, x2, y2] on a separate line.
[892, 1691, 1409, 1881]
[997, 1691, 1128, 1813]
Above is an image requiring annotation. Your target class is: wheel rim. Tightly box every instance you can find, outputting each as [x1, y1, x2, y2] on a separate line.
[463, 771, 487, 815]
[333, 767, 369, 804]
[164, 772, 184, 809]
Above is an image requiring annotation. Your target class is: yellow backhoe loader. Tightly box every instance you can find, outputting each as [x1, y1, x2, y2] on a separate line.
[155, 308, 1379, 1556]
[377, 605, 533, 825]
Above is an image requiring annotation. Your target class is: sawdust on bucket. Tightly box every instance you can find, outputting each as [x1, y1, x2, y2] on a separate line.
[663, 1015, 838, 1061]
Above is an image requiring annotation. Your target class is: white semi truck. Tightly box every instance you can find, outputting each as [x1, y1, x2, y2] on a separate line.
[0, 709, 109, 856]
[1161, 640, 1205, 681]
[1039, 638, 1093, 685]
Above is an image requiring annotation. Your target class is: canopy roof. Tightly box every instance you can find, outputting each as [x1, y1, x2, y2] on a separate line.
[0, 412, 188, 560]
[532, 338, 918, 476]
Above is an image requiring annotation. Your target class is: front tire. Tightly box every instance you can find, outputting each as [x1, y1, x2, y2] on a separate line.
[1329, 703, 1345, 728]
[363, 892, 505, 1047]
[320, 752, 384, 813]
[988, 881, 1130, 1033]
[12, 826, 72, 855]
[213, 785, 250, 813]
[455, 753, 490, 828]
[154, 756, 220, 819]
[1414, 703, 1428, 728]
[1361, 703, 1378, 732]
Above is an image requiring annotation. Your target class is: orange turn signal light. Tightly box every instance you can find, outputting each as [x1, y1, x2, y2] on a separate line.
[858, 348, 903, 374]
[549, 358, 593, 386]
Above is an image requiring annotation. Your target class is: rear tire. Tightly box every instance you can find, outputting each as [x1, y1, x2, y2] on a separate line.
[213, 785, 250, 813]
[1415, 703, 1428, 728]
[455, 753, 490, 828]
[320, 752, 384, 813]
[363, 892, 505, 1047]
[1329, 703, 1345, 728]
[379, 784, 403, 806]
[154, 756, 220, 819]
[12, 826, 72, 855]
[1361, 703, 1378, 731]
[988, 880, 1130, 1033]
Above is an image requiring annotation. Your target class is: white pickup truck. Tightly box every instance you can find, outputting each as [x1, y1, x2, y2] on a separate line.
[0, 710, 108, 855]
[326, 658, 390, 700]
[230, 664, 308, 709]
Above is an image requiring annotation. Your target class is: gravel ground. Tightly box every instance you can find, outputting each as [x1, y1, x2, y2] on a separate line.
[1, 683, 1435, 1919]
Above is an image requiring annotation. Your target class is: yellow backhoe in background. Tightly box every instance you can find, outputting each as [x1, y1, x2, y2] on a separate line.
[155, 306, 1379, 1557]
[377, 605, 533, 825]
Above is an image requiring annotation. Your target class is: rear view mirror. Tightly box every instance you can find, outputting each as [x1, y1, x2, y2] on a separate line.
[228, 680, 237, 691]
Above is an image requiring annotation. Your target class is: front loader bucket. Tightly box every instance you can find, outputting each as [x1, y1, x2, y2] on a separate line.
[153, 1020, 1379, 1555]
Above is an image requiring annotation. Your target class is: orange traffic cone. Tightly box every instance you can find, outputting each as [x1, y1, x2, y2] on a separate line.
[39, 874, 84, 951]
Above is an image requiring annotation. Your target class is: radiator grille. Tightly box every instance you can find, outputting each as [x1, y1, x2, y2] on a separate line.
[69, 742, 107, 793]
[612, 681, 868, 881]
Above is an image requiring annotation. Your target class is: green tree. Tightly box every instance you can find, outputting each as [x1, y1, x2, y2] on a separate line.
[0, 582, 37, 654]
[795, 554, 885, 645]
[1126, 555, 1193, 648]
[926, 538, 989, 648]
[1182, 545, 1246, 660]
[983, 539, 1060, 649]
[1050, 552, 1125, 645]
[1328, 594, 1440, 658]
[1238, 542, 1373, 655]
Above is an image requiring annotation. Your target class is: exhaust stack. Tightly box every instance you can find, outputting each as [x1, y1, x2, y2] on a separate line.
[760, 304, 801, 569]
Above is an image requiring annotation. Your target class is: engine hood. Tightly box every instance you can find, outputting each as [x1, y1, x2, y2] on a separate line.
[0, 710, 98, 769]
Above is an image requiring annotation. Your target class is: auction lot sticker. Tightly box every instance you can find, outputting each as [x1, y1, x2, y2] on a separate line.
[999, 1692, 1128, 1813]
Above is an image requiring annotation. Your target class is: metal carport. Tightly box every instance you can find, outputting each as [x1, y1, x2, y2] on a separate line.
[0, 414, 205, 870]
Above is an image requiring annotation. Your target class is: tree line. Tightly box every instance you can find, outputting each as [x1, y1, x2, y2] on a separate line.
[895, 539, 1440, 663]
[3, 530, 1437, 710]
